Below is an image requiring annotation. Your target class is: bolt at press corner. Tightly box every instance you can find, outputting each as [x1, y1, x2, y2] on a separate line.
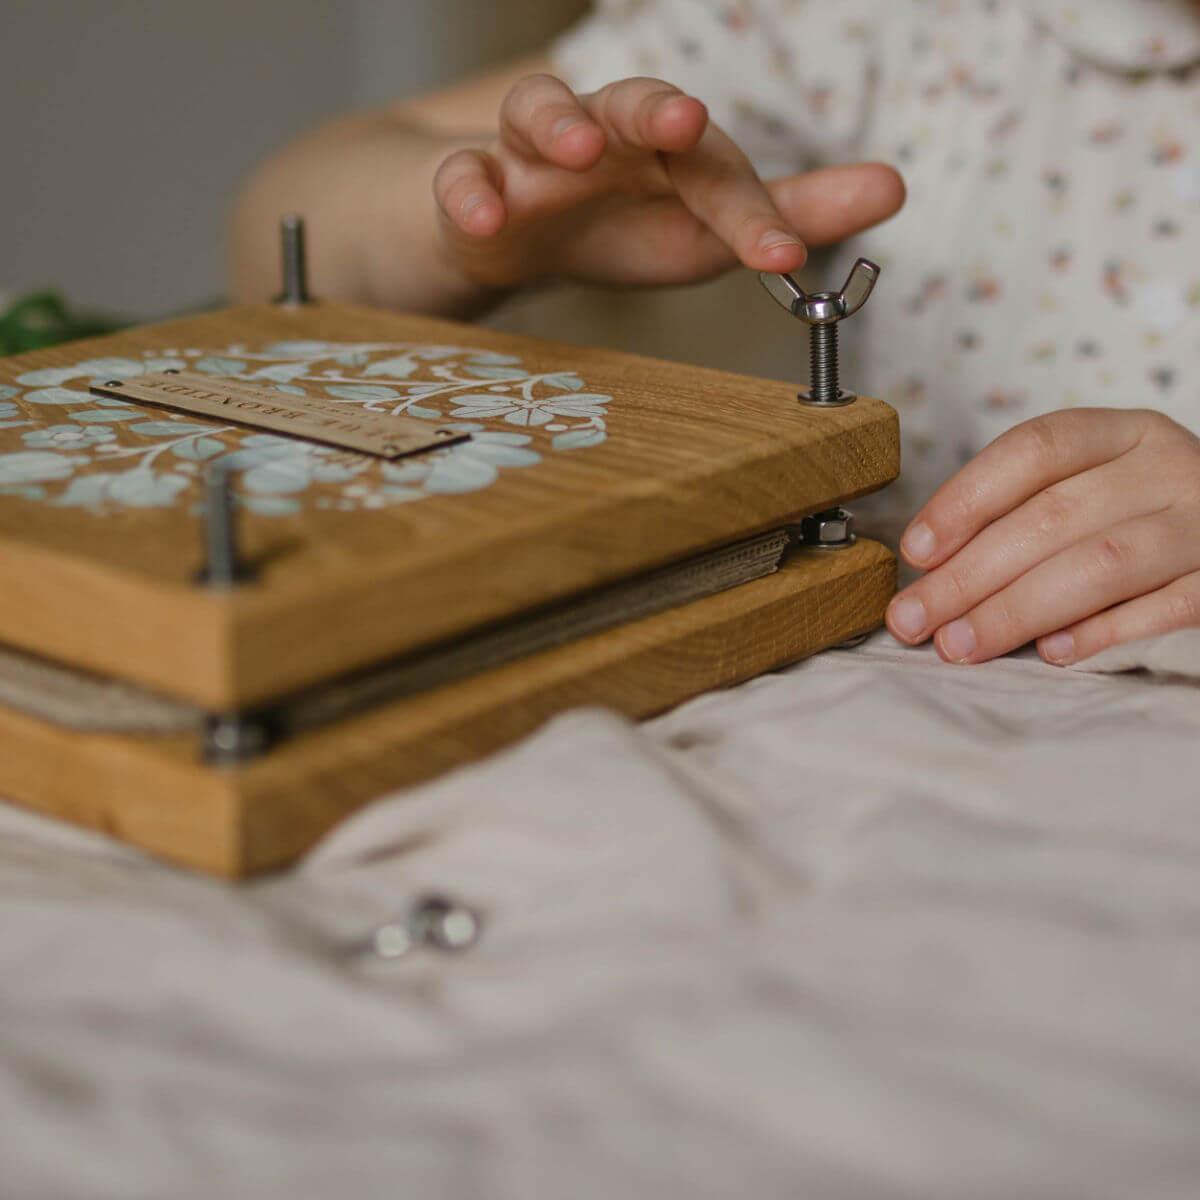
[759, 257, 880, 407]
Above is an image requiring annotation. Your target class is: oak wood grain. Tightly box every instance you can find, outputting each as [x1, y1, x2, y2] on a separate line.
[0, 304, 899, 708]
[0, 541, 895, 876]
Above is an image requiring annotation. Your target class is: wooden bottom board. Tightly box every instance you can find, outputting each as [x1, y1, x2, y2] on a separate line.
[0, 540, 895, 877]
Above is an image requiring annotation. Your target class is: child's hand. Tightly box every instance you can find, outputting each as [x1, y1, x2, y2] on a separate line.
[886, 409, 1200, 665]
[432, 73, 904, 291]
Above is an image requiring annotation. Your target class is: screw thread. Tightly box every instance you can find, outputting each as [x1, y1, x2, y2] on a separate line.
[809, 324, 839, 404]
[203, 466, 238, 586]
[279, 214, 309, 305]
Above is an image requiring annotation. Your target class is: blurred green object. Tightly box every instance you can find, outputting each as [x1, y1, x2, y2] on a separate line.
[0, 291, 126, 356]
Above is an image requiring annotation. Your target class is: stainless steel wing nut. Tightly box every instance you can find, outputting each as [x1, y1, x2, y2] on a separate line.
[759, 257, 880, 406]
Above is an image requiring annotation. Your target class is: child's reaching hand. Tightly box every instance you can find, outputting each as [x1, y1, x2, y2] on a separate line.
[886, 409, 1200, 666]
[430, 73, 900, 293]
[233, 63, 904, 316]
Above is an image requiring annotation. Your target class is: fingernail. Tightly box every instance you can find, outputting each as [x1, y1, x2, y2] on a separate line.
[759, 229, 802, 250]
[888, 594, 928, 641]
[939, 618, 977, 662]
[552, 114, 585, 138]
[902, 521, 937, 565]
[460, 193, 487, 217]
[1042, 631, 1076, 664]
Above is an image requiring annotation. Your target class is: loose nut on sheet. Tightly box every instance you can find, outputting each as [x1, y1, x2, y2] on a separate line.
[357, 894, 482, 961]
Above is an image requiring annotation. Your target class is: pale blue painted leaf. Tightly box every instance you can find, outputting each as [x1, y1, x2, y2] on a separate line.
[241, 433, 297, 451]
[381, 461, 429, 485]
[471, 431, 532, 445]
[503, 408, 552, 427]
[362, 355, 418, 378]
[107, 470, 189, 507]
[22, 423, 112, 449]
[0, 484, 46, 500]
[70, 409, 146, 423]
[216, 436, 299, 470]
[404, 404, 443, 420]
[250, 361, 312, 383]
[52, 473, 117, 507]
[540, 403, 609, 419]
[464, 366, 527, 381]
[467, 352, 522, 366]
[0, 386, 17, 401]
[273, 383, 308, 397]
[172, 437, 225, 461]
[262, 340, 343, 357]
[74, 357, 144, 378]
[542, 372, 585, 391]
[423, 454, 497, 494]
[15, 367, 80, 388]
[449, 402, 514, 419]
[242, 460, 310, 495]
[378, 485, 425, 503]
[241, 495, 301, 516]
[552, 428, 607, 450]
[194, 357, 247, 376]
[325, 384, 398, 402]
[309, 460, 363, 484]
[0, 451, 80, 485]
[0, 420, 32, 429]
[130, 420, 216, 437]
[24, 387, 92, 406]
[216, 449, 278, 470]
[93, 396, 135, 408]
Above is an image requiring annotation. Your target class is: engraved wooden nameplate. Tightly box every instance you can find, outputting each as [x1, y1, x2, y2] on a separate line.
[91, 371, 467, 458]
[0, 301, 900, 875]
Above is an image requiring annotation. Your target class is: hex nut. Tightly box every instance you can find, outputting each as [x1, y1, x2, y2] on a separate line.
[799, 507, 855, 548]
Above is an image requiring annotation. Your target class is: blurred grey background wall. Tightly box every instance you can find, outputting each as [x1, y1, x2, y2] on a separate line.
[0, 0, 794, 378]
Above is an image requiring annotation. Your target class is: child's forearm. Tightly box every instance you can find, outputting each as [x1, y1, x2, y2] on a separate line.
[230, 109, 502, 317]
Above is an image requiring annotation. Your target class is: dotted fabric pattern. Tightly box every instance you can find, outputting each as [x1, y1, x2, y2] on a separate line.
[554, 0, 1200, 532]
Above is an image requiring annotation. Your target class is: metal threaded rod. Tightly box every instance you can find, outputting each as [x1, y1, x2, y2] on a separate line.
[201, 466, 239, 586]
[278, 214, 310, 305]
[809, 324, 840, 404]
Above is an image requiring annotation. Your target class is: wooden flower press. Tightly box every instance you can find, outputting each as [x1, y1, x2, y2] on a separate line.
[0, 223, 898, 876]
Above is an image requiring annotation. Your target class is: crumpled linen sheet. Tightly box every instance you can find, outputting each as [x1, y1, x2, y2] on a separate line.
[0, 632, 1198, 1200]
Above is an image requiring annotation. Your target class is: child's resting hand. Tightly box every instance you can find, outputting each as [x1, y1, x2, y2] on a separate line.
[431, 73, 903, 292]
[886, 409, 1200, 665]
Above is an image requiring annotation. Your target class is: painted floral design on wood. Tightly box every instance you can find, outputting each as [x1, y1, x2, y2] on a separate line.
[0, 342, 612, 516]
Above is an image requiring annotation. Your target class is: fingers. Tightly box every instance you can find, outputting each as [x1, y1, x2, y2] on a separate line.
[900, 409, 1148, 572]
[434, 148, 507, 237]
[767, 164, 907, 246]
[499, 73, 606, 169]
[1038, 570, 1200, 666]
[582, 76, 708, 155]
[664, 124, 808, 272]
[556, 196, 744, 284]
[886, 453, 1166, 646]
[586, 77, 804, 271]
[929, 510, 1199, 664]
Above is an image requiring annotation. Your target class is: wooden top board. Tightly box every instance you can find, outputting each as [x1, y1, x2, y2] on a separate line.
[0, 302, 898, 708]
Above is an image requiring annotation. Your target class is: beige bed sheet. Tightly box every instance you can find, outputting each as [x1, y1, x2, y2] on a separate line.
[0, 630, 1197, 1199]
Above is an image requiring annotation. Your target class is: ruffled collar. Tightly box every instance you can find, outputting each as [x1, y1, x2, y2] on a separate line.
[1021, 0, 1200, 72]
